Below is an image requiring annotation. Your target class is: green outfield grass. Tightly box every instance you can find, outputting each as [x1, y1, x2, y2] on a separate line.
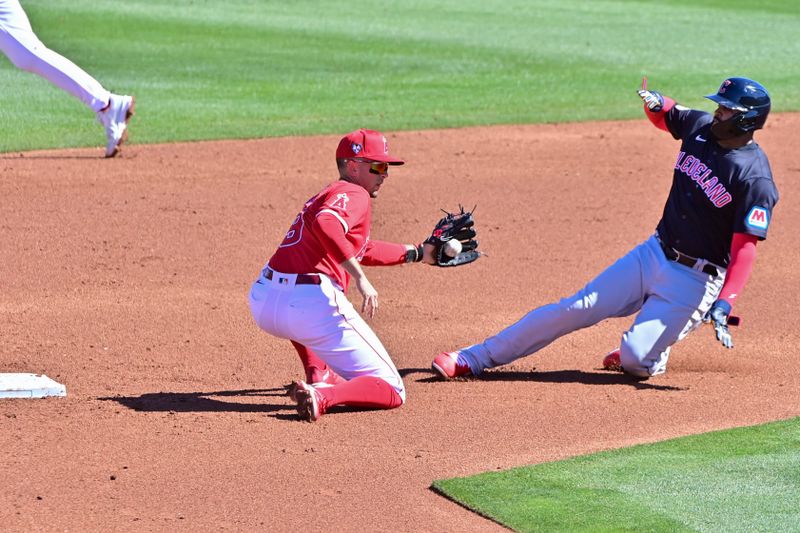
[1, 0, 799, 152]
[433, 417, 800, 532]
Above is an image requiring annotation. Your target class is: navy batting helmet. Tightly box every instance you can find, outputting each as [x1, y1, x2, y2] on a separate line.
[705, 77, 771, 133]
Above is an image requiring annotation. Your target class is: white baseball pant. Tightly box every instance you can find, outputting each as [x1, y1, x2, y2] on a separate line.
[460, 235, 725, 377]
[248, 269, 406, 401]
[0, 0, 110, 111]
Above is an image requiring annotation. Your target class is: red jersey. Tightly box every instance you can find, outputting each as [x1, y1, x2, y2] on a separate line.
[269, 181, 373, 290]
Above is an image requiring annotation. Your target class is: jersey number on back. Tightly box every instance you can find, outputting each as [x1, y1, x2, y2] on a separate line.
[279, 195, 317, 248]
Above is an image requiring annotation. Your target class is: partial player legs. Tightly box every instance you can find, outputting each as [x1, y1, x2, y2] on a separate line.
[618, 295, 677, 378]
[302, 288, 405, 400]
[285, 341, 345, 403]
[290, 340, 344, 385]
[0, 15, 111, 111]
[457, 238, 656, 374]
[249, 273, 406, 420]
[292, 376, 404, 422]
[1, 3, 135, 157]
[617, 251, 724, 377]
[317, 376, 403, 410]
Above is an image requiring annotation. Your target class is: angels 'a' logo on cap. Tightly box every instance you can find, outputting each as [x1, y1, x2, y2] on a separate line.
[745, 206, 769, 230]
[382, 136, 389, 154]
[351, 143, 362, 155]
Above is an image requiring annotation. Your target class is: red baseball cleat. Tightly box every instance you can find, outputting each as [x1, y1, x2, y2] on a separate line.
[291, 381, 325, 422]
[432, 351, 472, 379]
[602, 349, 622, 371]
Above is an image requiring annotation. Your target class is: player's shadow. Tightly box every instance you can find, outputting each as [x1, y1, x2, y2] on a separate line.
[266, 404, 369, 421]
[399, 367, 433, 378]
[99, 387, 292, 414]
[411, 368, 684, 391]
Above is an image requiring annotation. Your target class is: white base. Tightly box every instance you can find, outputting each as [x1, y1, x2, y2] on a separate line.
[0, 373, 67, 399]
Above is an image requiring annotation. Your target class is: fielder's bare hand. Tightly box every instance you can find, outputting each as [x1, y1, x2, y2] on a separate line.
[341, 256, 379, 318]
[356, 276, 378, 318]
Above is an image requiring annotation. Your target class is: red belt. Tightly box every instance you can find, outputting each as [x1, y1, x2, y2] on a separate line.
[265, 268, 321, 285]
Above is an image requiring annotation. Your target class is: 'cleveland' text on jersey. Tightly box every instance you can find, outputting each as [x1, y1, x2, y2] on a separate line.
[655, 108, 778, 267]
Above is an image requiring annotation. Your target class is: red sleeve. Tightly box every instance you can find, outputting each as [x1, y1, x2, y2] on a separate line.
[718, 232, 758, 309]
[644, 95, 675, 132]
[314, 213, 354, 263]
[360, 240, 409, 266]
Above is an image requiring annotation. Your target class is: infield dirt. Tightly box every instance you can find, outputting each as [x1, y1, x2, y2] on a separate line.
[2, 116, 799, 531]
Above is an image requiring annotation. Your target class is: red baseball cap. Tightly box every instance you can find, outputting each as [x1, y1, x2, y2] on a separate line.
[335, 129, 404, 165]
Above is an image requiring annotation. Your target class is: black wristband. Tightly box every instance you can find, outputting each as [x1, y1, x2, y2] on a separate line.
[405, 244, 424, 263]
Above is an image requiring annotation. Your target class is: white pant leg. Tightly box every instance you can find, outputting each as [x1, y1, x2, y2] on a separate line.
[248, 272, 405, 401]
[619, 239, 724, 377]
[461, 237, 655, 373]
[0, 0, 110, 111]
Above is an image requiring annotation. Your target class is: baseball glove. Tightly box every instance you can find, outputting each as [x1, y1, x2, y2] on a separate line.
[424, 206, 481, 267]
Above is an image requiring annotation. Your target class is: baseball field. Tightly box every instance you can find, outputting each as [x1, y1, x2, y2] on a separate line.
[2, 1, 800, 531]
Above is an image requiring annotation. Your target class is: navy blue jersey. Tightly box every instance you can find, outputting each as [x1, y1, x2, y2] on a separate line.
[655, 107, 779, 267]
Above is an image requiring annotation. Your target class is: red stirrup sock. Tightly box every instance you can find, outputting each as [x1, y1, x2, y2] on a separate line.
[315, 376, 403, 410]
[290, 340, 329, 382]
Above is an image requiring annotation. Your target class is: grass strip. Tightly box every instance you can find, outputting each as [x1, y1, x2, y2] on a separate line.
[2, 0, 799, 151]
[433, 417, 800, 532]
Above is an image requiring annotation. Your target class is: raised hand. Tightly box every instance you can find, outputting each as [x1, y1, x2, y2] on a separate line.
[637, 89, 664, 112]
